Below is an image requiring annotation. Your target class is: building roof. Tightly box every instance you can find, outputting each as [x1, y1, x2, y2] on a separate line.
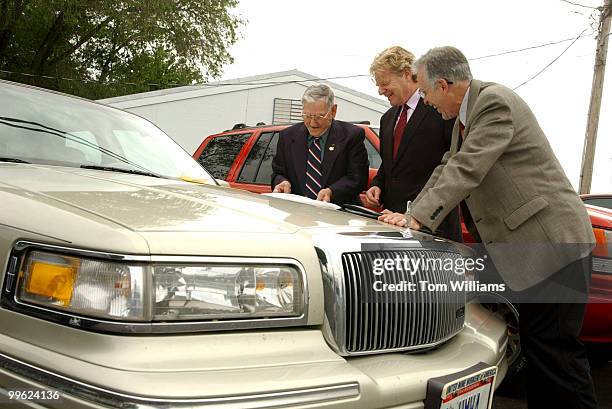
[98, 69, 389, 111]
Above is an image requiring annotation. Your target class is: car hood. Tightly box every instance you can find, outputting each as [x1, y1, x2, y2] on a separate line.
[0, 164, 385, 234]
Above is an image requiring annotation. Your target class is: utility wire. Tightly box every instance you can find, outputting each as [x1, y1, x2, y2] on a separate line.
[0, 69, 370, 88]
[560, 0, 598, 10]
[0, 31, 596, 90]
[513, 29, 587, 90]
[469, 31, 594, 60]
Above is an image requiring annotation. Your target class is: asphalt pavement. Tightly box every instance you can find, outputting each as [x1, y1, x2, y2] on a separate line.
[492, 359, 611, 408]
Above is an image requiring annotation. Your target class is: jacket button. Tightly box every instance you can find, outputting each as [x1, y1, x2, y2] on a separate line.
[475, 218, 482, 223]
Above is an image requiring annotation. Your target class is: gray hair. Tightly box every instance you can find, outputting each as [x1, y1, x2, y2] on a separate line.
[302, 83, 335, 109]
[413, 46, 473, 88]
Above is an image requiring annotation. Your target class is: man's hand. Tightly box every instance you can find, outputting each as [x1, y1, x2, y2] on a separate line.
[364, 186, 381, 207]
[408, 218, 422, 230]
[273, 180, 291, 193]
[378, 210, 407, 227]
[316, 188, 333, 202]
[378, 209, 422, 230]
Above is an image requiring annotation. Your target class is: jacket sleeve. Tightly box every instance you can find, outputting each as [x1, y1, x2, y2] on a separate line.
[412, 92, 514, 231]
[328, 127, 370, 204]
[271, 131, 289, 189]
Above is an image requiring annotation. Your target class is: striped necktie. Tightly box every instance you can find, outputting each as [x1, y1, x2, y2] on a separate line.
[305, 138, 322, 199]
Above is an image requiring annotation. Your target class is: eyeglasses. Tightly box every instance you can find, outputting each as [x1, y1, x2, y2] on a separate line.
[301, 109, 332, 121]
[418, 79, 454, 99]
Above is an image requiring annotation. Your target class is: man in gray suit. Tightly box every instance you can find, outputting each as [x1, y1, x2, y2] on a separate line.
[380, 46, 597, 408]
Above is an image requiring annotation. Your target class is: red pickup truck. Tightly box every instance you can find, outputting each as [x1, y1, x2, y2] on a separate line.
[194, 124, 612, 359]
[193, 123, 381, 195]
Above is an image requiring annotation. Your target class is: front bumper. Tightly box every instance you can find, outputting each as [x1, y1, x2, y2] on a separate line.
[0, 304, 507, 409]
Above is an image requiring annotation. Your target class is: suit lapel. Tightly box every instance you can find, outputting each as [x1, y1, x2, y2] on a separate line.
[321, 121, 340, 186]
[465, 80, 482, 133]
[451, 118, 462, 153]
[290, 124, 309, 191]
[393, 99, 427, 166]
[453, 80, 481, 150]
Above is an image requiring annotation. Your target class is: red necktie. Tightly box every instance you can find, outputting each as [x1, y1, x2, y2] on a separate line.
[393, 104, 408, 160]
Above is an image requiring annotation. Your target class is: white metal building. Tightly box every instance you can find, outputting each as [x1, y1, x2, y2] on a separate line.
[99, 70, 389, 154]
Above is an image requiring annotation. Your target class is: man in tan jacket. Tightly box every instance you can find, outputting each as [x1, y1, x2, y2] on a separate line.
[380, 46, 597, 408]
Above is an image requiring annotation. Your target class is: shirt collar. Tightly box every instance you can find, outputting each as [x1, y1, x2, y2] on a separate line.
[308, 125, 331, 145]
[405, 89, 420, 110]
[459, 85, 471, 126]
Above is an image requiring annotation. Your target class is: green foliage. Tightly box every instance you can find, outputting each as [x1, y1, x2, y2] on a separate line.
[0, 0, 244, 98]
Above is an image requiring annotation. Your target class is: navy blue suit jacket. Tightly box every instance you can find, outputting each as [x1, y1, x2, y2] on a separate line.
[271, 120, 369, 205]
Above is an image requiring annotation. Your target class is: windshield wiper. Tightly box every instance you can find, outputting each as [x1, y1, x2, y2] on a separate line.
[0, 157, 30, 164]
[339, 204, 382, 219]
[339, 204, 440, 235]
[80, 165, 162, 178]
[0, 116, 155, 174]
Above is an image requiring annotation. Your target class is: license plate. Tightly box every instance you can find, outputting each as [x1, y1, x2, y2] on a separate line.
[425, 362, 498, 409]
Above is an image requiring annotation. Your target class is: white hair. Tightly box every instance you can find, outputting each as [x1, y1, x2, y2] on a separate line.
[302, 83, 335, 109]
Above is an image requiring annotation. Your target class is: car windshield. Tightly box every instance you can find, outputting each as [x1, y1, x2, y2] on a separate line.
[0, 82, 215, 183]
[582, 197, 612, 210]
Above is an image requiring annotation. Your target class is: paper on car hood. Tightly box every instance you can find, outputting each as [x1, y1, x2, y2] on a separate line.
[0, 164, 383, 233]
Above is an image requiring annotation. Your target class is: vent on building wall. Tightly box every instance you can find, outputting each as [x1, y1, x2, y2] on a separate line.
[272, 98, 303, 124]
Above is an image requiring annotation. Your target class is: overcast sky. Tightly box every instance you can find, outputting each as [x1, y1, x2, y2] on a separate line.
[220, 0, 611, 193]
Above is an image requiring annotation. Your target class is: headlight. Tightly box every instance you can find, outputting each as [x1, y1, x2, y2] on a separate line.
[153, 264, 303, 319]
[13, 249, 305, 325]
[592, 227, 612, 274]
[592, 227, 611, 258]
[17, 251, 146, 320]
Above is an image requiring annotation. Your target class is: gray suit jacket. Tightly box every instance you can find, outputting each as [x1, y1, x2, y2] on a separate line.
[412, 80, 594, 291]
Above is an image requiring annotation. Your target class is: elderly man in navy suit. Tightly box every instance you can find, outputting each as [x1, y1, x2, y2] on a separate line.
[271, 84, 369, 205]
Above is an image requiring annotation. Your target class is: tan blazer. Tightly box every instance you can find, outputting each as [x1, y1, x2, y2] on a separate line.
[412, 80, 595, 291]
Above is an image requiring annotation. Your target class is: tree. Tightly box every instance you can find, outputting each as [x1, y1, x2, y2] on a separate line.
[0, 0, 244, 98]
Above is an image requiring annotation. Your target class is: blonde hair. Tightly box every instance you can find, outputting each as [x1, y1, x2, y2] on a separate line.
[370, 46, 416, 80]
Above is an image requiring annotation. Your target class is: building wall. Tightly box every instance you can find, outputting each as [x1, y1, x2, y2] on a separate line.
[121, 83, 387, 154]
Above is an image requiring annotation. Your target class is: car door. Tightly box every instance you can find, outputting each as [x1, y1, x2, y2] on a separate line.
[193, 132, 252, 181]
[232, 131, 279, 194]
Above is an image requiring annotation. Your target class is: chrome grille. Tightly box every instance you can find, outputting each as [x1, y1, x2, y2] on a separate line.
[340, 249, 465, 354]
